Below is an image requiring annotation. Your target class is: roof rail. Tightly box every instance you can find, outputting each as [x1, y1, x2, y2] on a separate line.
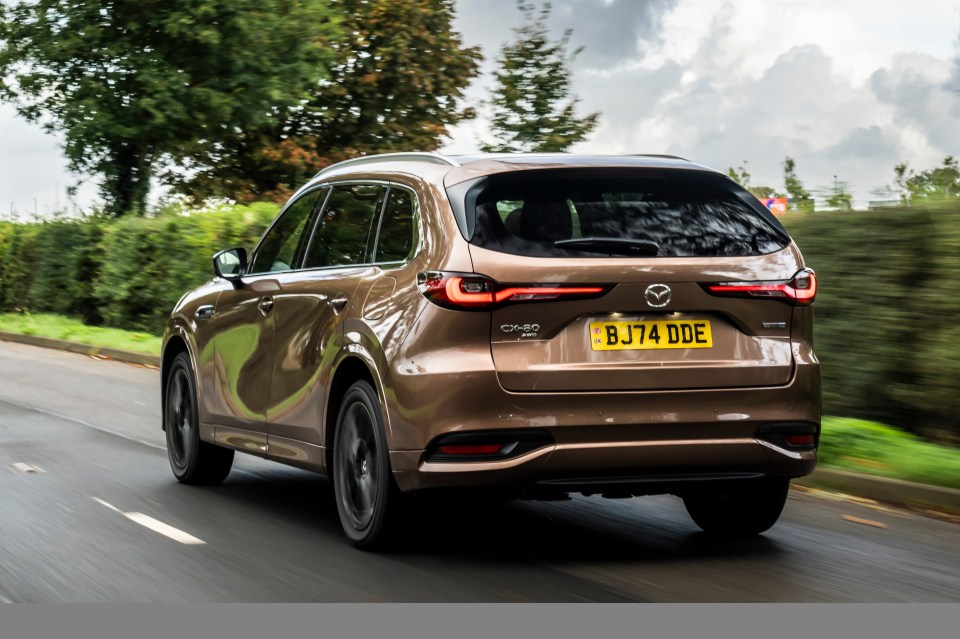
[313, 152, 460, 178]
[629, 153, 690, 161]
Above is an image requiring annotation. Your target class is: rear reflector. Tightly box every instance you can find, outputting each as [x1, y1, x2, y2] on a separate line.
[784, 434, 815, 447]
[755, 423, 820, 450]
[426, 429, 555, 462]
[703, 268, 817, 306]
[419, 271, 610, 311]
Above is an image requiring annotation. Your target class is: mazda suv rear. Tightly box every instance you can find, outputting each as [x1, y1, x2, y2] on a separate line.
[161, 152, 820, 548]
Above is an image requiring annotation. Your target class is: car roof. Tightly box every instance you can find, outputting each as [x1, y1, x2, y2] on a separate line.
[307, 151, 721, 189]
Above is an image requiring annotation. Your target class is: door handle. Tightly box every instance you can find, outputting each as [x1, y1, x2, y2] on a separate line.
[328, 295, 349, 313]
[195, 305, 215, 321]
[258, 296, 274, 316]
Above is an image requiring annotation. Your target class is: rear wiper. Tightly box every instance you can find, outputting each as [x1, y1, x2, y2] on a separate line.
[553, 237, 660, 256]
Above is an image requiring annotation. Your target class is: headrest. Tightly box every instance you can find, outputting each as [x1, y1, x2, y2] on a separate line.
[519, 200, 573, 243]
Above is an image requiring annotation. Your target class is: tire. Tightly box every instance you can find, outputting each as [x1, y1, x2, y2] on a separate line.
[333, 380, 400, 549]
[682, 478, 790, 537]
[164, 352, 234, 485]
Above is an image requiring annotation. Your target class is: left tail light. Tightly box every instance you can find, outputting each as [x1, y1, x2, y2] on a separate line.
[418, 271, 611, 311]
[702, 268, 817, 306]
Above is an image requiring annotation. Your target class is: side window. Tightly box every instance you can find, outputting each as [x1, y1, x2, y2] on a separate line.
[249, 190, 321, 274]
[303, 184, 385, 269]
[374, 187, 420, 263]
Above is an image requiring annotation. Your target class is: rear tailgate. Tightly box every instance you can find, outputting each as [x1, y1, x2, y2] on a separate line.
[473, 247, 800, 392]
[444, 166, 809, 393]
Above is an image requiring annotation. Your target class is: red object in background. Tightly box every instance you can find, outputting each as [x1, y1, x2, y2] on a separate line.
[760, 197, 789, 215]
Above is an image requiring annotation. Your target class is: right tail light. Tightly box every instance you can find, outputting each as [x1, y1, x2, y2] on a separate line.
[702, 268, 817, 306]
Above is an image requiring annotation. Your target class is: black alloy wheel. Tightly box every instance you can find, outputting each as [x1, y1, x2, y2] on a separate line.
[333, 380, 399, 548]
[164, 352, 234, 485]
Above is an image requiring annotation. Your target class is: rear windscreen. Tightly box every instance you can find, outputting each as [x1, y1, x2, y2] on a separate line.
[465, 171, 790, 258]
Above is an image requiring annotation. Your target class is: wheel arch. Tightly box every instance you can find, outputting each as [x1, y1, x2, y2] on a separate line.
[324, 353, 389, 473]
[160, 331, 192, 432]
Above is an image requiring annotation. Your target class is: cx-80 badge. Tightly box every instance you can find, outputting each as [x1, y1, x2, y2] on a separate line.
[645, 284, 672, 308]
[500, 323, 541, 338]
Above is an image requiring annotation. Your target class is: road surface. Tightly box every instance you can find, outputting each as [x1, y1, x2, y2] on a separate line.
[0, 341, 957, 602]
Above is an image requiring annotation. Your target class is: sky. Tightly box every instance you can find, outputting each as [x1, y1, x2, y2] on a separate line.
[1, 0, 958, 216]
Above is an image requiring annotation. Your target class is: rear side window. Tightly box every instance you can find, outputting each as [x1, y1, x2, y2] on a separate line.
[373, 187, 420, 263]
[467, 171, 789, 258]
[303, 184, 385, 268]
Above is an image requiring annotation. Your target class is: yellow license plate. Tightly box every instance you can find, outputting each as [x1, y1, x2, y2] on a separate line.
[589, 320, 713, 350]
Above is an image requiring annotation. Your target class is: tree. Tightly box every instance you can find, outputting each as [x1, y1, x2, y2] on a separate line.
[825, 189, 853, 210]
[748, 185, 784, 199]
[173, 0, 482, 204]
[726, 161, 781, 199]
[782, 156, 813, 211]
[481, 2, 599, 153]
[727, 162, 752, 187]
[894, 162, 913, 205]
[0, 1, 339, 216]
[894, 157, 960, 205]
[817, 176, 853, 210]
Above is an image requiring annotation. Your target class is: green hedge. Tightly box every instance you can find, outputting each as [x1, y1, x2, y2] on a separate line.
[783, 203, 960, 444]
[1, 201, 958, 443]
[0, 220, 103, 320]
[0, 203, 277, 334]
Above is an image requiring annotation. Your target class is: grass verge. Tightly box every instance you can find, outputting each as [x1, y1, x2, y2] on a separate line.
[0, 312, 161, 356]
[820, 417, 960, 491]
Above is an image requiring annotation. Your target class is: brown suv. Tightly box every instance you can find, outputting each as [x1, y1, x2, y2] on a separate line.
[161, 152, 820, 547]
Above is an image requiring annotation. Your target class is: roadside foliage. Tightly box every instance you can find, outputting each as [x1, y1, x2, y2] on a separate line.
[1, 203, 959, 445]
[819, 417, 960, 489]
[783, 203, 960, 445]
[0, 204, 277, 334]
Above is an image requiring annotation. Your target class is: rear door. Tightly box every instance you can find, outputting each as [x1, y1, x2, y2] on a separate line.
[462, 169, 802, 392]
[265, 183, 386, 460]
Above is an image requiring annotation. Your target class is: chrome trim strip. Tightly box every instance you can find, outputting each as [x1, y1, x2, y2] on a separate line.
[419, 437, 801, 473]
[755, 438, 809, 460]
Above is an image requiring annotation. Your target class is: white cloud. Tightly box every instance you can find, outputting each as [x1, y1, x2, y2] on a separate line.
[448, 0, 960, 206]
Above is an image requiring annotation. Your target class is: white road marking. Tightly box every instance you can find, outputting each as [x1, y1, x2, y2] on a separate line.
[123, 513, 206, 545]
[0, 594, 13, 603]
[92, 497, 206, 545]
[92, 497, 122, 513]
[12, 463, 42, 473]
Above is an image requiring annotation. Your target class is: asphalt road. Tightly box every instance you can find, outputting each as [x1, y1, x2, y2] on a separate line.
[0, 340, 958, 602]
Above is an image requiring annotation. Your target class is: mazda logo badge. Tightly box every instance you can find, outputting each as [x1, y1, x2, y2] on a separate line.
[645, 284, 672, 308]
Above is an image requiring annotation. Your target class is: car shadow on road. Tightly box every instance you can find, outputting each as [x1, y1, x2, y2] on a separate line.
[204, 466, 786, 567]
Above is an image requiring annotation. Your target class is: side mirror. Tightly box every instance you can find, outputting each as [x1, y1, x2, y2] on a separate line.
[213, 247, 247, 283]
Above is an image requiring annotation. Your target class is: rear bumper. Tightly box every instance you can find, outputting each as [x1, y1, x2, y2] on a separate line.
[387, 358, 821, 493]
[391, 437, 816, 493]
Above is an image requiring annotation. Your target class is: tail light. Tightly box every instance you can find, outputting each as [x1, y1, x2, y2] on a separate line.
[418, 271, 611, 311]
[702, 268, 817, 306]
